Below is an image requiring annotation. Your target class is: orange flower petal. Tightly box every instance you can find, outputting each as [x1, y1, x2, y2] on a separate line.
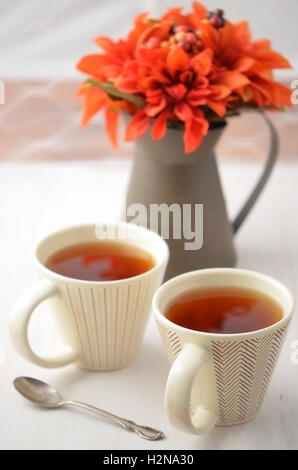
[153, 22, 172, 40]
[151, 66, 172, 86]
[167, 47, 189, 76]
[94, 36, 116, 52]
[114, 76, 139, 93]
[210, 85, 231, 100]
[234, 21, 251, 46]
[237, 85, 254, 102]
[258, 50, 292, 69]
[252, 39, 271, 49]
[79, 87, 107, 126]
[233, 56, 255, 73]
[250, 78, 273, 101]
[165, 84, 187, 100]
[193, 2, 208, 19]
[145, 95, 167, 117]
[146, 88, 164, 103]
[139, 76, 158, 90]
[137, 24, 163, 48]
[184, 117, 209, 154]
[187, 88, 210, 106]
[151, 110, 169, 140]
[199, 23, 220, 53]
[250, 89, 267, 106]
[175, 102, 193, 121]
[77, 55, 112, 78]
[105, 108, 119, 148]
[128, 13, 149, 46]
[161, 7, 187, 26]
[257, 69, 273, 80]
[268, 81, 292, 107]
[218, 22, 235, 52]
[206, 100, 226, 117]
[125, 111, 150, 141]
[180, 70, 194, 84]
[191, 48, 213, 76]
[247, 40, 292, 69]
[192, 107, 205, 119]
[134, 11, 148, 24]
[217, 71, 250, 90]
[161, 7, 183, 18]
[188, 2, 208, 28]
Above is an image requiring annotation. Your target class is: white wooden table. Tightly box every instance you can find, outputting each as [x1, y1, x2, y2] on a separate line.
[0, 159, 297, 450]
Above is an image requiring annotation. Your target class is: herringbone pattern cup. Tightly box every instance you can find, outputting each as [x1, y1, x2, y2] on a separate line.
[153, 268, 294, 433]
[158, 321, 290, 425]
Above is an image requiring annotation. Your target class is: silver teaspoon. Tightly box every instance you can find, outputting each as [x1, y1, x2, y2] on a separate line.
[14, 377, 165, 441]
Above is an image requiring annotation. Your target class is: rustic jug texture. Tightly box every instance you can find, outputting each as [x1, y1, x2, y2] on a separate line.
[126, 113, 278, 280]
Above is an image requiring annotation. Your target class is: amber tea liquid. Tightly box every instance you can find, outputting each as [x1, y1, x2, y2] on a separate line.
[46, 241, 155, 281]
[165, 286, 283, 334]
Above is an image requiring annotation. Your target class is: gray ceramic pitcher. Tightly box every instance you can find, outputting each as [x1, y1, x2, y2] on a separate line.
[126, 112, 278, 280]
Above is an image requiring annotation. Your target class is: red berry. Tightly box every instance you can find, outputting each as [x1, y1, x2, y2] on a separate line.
[214, 9, 224, 17]
[146, 36, 161, 48]
[177, 40, 190, 52]
[174, 24, 188, 33]
[195, 39, 203, 49]
[186, 32, 196, 44]
[209, 15, 222, 28]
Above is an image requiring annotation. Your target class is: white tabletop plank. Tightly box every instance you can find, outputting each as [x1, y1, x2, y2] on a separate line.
[0, 159, 297, 450]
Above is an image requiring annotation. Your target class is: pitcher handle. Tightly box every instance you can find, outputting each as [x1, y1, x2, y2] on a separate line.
[232, 110, 278, 233]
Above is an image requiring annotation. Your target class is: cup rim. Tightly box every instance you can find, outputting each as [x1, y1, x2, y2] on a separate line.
[34, 221, 169, 286]
[152, 268, 294, 339]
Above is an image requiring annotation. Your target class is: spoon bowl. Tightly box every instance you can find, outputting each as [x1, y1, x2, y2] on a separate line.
[14, 377, 64, 408]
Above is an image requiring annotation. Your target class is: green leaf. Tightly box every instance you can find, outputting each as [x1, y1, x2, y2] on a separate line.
[86, 79, 145, 108]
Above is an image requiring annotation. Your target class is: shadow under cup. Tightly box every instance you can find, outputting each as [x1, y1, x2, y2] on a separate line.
[153, 268, 294, 434]
[10, 223, 169, 370]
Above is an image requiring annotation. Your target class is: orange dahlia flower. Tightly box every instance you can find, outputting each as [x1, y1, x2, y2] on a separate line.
[77, 2, 292, 154]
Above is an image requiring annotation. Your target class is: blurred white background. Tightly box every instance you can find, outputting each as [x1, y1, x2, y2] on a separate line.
[1, 0, 297, 80]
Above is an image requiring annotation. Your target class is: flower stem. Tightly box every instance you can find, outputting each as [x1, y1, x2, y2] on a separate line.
[86, 79, 145, 108]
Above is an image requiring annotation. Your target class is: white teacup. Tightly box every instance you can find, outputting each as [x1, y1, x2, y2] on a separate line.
[153, 268, 294, 434]
[10, 222, 168, 370]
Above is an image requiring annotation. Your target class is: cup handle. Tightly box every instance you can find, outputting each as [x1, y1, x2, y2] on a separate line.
[10, 280, 79, 368]
[165, 343, 219, 434]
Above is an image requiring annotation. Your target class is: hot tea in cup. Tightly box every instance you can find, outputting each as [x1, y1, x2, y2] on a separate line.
[153, 268, 294, 434]
[165, 286, 283, 334]
[46, 241, 155, 282]
[10, 222, 168, 370]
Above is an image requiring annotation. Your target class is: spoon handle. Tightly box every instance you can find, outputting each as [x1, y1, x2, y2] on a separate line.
[63, 400, 165, 441]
